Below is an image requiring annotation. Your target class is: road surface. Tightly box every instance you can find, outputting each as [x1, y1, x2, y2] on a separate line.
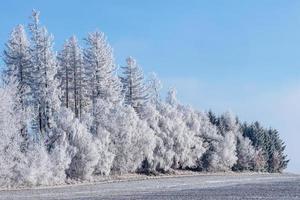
[0, 173, 299, 199]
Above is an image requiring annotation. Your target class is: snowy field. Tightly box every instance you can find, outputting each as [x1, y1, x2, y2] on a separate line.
[0, 173, 299, 200]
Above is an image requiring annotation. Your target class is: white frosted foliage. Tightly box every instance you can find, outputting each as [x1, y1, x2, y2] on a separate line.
[0, 9, 285, 188]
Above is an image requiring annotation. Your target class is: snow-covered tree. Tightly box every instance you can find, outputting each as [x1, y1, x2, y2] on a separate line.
[84, 31, 121, 112]
[58, 36, 88, 119]
[147, 72, 162, 105]
[166, 87, 178, 106]
[93, 130, 115, 176]
[241, 122, 288, 172]
[28, 10, 61, 141]
[0, 80, 71, 187]
[121, 57, 149, 114]
[204, 112, 238, 171]
[205, 133, 236, 172]
[142, 89, 209, 172]
[91, 99, 156, 174]
[54, 108, 98, 180]
[110, 106, 155, 174]
[0, 82, 28, 187]
[233, 135, 256, 171]
[253, 148, 267, 171]
[266, 129, 289, 172]
[162, 104, 206, 170]
[140, 103, 175, 172]
[57, 39, 73, 109]
[3, 24, 31, 138]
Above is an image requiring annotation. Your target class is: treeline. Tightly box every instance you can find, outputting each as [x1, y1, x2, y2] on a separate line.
[0, 10, 288, 187]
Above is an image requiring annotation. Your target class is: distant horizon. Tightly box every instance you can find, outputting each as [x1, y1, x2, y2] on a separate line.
[0, 1, 299, 173]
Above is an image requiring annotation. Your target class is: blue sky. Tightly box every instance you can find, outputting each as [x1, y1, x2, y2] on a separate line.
[0, 0, 300, 173]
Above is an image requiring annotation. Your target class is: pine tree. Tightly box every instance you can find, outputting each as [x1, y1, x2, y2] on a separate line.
[84, 31, 121, 113]
[147, 72, 162, 105]
[28, 10, 60, 140]
[3, 24, 31, 138]
[166, 87, 178, 106]
[241, 122, 289, 172]
[266, 129, 289, 172]
[57, 39, 72, 109]
[58, 36, 88, 119]
[121, 57, 149, 114]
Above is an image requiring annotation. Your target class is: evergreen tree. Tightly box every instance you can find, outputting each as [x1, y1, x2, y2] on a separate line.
[233, 135, 256, 171]
[204, 112, 240, 171]
[266, 129, 289, 172]
[121, 57, 149, 114]
[207, 110, 219, 127]
[28, 10, 60, 140]
[241, 122, 289, 172]
[3, 24, 31, 138]
[147, 72, 162, 105]
[166, 87, 178, 106]
[58, 36, 88, 119]
[84, 31, 121, 113]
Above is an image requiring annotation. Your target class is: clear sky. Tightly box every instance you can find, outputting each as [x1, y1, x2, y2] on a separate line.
[0, 0, 299, 173]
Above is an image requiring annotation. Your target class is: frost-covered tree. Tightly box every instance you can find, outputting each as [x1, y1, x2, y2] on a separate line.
[57, 39, 73, 109]
[163, 91, 206, 170]
[147, 72, 162, 105]
[266, 129, 289, 172]
[28, 10, 60, 140]
[80, 100, 115, 175]
[3, 25, 31, 91]
[0, 80, 71, 187]
[3, 24, 31, 138]
[58, 36, 88, 119]
[91, 99, 156, 174]
[84, 31, 121, 112]
[253, 148, 267, 171]
[204, 112, 238, 171]
[215, 132, 237, 171]
[166, 87, 178, 106]
[233, 135, 256, 171]
[53, 108, 99, 180]
[93, 130, 115, 176]
[0, 82, 28, 187]
[110, 106, 155, 174]
[140, 103, 176, 172]
[142, 89, 209, 172]
[241, 122, 288, 172]
[121, 57, 149, 114]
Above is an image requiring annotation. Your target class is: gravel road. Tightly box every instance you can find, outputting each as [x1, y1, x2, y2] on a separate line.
[0, 173, 299, 200]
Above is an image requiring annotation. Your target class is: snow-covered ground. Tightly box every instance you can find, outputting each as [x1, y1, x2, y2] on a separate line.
[0, 173, 299, 200]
